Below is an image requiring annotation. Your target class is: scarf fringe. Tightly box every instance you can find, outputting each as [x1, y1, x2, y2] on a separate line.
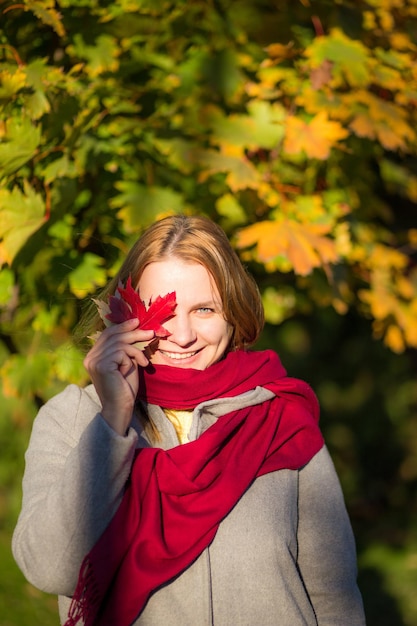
[64, 556, 101, 626]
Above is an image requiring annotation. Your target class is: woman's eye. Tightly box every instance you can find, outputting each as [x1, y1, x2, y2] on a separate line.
[197, 307, 214, 314]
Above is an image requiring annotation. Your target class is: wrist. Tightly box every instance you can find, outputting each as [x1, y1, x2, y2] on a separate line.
[101, 407, 131, 436]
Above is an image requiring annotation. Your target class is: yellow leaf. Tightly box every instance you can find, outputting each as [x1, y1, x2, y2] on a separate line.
[236, 218, 339, 275]
[221, 143, 244, 158]
[257, 66, 301, 95]
[363, 10, 377, 30]
[360, 287, 396, 320]
[389, 32, 417, 52]
[257, 182, 282, 209]
[295, 88, 348, 120]
[263, 43, 296, 62]
[0, 68, 27, 98]
[334, 222, 352, 257]
[349, 114, 376, 141]
[284, 111, 348, 160]
[385, 325, 405, 353]
[377, 8, 395, 31]
[370, 244, 408, 270]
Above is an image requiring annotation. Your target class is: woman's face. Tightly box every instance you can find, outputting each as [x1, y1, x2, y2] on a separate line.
[138, 258, 232, 370]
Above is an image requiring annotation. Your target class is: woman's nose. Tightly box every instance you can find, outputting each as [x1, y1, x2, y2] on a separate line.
[165, 312, 196, 346]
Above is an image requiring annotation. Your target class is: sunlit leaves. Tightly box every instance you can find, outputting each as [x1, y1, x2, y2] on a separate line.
[284, 111, 349, 160]
[236, 218, 339, 276]
[0, 0, 416, 418]
[1, 7, 417, 624]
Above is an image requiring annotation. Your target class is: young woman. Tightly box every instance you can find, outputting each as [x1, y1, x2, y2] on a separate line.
[12, 215, 366, 625]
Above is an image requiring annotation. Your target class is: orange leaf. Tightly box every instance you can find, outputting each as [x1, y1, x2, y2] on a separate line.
[236, 219, 339, 275]
[284, 111, 348, 160]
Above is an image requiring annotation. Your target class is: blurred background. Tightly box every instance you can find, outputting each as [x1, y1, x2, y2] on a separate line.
[1, 0, 417, 624]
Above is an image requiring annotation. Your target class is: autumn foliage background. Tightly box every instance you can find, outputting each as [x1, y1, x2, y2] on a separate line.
[1, 0, 417, 623]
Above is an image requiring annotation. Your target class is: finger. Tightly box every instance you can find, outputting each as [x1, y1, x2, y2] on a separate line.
[95, 323, 155, 348]
[85, 342, 150, 376]
[86, 328, 154, 363]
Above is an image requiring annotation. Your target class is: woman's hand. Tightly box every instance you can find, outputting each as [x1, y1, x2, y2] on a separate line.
[83, 318, 155, 435]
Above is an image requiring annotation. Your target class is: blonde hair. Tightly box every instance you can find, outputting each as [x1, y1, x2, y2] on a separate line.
[77, 215, 264, 351]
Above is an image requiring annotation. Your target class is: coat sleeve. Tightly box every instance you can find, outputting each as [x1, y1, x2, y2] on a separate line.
[297, 446, 366, 625]
[12, 384, 138, 596]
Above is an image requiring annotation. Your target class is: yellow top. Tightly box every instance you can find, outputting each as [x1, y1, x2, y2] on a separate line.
[163, 408, 194, 444]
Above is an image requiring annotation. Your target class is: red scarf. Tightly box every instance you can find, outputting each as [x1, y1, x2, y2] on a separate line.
[65, 350, 324, 626]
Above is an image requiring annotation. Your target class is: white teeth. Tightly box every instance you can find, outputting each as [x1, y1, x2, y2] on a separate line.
[160, 350, 197, 360]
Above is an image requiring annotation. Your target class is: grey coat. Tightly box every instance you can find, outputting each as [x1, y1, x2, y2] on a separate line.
[12, 383, 366, 625]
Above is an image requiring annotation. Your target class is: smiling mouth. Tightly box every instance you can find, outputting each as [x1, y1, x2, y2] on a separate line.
[159, 350, 199, 360]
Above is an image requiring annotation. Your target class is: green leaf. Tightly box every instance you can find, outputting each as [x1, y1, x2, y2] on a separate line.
[111, 182, 185, 231]
[26, 90, 51, 119]
[68, 34, 121, 77]
[41, 154, 77, 184]
[32, 306, 60, 334]
[210, 101, 285, 149]
[216, 193, 247, 228]
[1, 352, 53, 399]
[24, 0, 66, 37]
[262, 286, 296, 324]
[54, 342, 89, 384]
[0, 181, 46, 265]
[0, 267, 14, 306]
[68, 252, 107, 298]
[0, 117, 41, 178]
[47, 216, 76, 243]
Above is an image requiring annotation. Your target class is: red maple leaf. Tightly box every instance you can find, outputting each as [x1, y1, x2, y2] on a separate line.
[105, 276, 176, 337]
